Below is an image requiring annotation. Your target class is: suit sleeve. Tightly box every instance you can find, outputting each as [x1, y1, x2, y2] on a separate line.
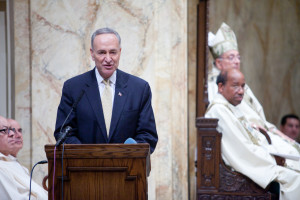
[133, 82, 158, 153]
[54, 81, 82, 144]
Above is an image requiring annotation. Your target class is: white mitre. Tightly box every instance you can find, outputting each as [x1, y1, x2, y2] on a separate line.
[208, 22, 238, 59]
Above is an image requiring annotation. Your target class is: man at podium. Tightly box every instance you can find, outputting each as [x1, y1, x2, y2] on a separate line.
[54, 28, 158, 153]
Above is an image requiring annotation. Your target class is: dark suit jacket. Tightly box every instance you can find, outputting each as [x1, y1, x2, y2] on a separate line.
[54, 68, 158, 153]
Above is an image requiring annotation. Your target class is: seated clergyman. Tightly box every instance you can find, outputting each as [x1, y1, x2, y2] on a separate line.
[0, 116, 47, 200]
[207, 22, 297, 145]
[205, 69, 300, 200]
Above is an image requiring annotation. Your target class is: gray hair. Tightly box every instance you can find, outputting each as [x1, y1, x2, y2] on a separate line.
[91, 28, 121, 50]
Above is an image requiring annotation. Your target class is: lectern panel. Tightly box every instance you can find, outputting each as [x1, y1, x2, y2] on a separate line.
[45, 144, 150, 200]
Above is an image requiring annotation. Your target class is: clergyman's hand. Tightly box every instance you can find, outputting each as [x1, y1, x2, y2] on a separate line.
[252, 124, 267, 134]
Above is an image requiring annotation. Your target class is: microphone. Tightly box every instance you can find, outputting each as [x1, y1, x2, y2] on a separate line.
[56, 90, 85, 144]
[37, 160, 48, 164]
[55, 126, 72, 147]
[124, 138, 137, 144]
[29, 160, 48, 200]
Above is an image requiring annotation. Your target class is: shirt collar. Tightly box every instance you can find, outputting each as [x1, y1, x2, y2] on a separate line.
[215, 93, 242, 112]
[95, 68, 117, 86]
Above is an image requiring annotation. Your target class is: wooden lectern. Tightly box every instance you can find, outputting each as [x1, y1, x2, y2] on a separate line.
[45, 144, 151, 200]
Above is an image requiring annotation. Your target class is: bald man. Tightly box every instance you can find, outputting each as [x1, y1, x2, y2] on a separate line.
[205, 69, 300, 200]
[0, 116, 47, 200]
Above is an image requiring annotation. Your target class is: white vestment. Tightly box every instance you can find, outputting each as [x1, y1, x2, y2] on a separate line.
[208, 66, 299, 139]
[240, 99, 300, 171]
[0, 153, 48, 200]
[205, 93, 300, 200]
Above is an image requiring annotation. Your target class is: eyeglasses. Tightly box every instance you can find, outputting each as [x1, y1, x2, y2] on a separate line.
[0, 127, 23, 135]
[220, 55, 241, 62]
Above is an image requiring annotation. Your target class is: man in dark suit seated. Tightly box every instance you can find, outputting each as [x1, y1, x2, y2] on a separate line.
[54, 28, 158, 153]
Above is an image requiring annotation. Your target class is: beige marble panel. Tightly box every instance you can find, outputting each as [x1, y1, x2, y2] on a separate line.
[208, 0, 300, 127]
[188, 0, 198, 200]
[14, 0, 32, 172]
[16, 0, 189, 199]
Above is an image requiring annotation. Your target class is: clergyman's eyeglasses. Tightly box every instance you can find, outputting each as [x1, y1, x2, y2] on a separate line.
[0, 127, 23, 135]
[220, 55, 241, 62]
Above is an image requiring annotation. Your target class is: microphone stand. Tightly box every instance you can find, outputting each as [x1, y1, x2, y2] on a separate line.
[29, 160, 48, 200]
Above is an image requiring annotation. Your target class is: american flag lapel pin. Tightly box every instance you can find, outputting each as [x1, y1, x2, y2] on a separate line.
[118, 92, 122, 96]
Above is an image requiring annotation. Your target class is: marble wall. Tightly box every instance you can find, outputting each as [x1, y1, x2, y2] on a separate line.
[188, 0, 300, 199]
[187, 0, 198, 199]
[14, 0, 32, 171]
[208, 0, 300, 126]
[14, 0, 188, 200]
[13, 0, 300, 200]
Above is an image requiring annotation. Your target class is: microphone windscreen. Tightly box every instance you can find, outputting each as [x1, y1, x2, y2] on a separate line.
[124, 138, 137, 144]
[38, 160, 48, 164]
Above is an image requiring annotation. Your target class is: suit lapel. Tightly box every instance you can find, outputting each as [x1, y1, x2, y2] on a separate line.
[109, 70, 129, 141]
[85, 69, 108, 142]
